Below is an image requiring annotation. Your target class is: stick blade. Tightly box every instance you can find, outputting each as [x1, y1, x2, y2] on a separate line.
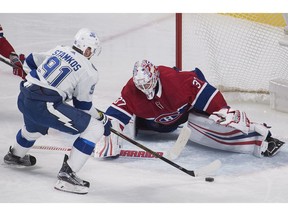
[193, 159, 222, 177]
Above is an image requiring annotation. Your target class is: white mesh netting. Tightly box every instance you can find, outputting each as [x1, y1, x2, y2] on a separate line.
[181, 14, 288, 102]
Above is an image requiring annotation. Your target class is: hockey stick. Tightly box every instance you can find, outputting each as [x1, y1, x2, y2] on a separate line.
[0, 56, 14, 67]
[0, 55, 27, 77]
[102, 110, 191, 160]
[32, 145, 164, 158]
[133, 126, 191, 160]
[32, 126, 190, 159]
[110, 127, 221, 177]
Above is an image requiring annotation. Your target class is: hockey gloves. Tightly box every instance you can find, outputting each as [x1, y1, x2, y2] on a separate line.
[9, 52, 26, 79]
[98, 112, 112, 136]
[209, 107, 250, 134]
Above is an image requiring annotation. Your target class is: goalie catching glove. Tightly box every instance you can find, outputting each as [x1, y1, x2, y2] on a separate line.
[209, 107, 250, 134]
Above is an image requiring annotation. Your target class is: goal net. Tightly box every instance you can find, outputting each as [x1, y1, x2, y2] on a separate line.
[179, 13, 288, 102]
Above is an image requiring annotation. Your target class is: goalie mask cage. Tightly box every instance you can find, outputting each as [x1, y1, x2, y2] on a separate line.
[176, 13, 288, 102]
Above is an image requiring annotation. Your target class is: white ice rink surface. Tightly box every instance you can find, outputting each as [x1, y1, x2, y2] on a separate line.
[0, 13, 288, 214]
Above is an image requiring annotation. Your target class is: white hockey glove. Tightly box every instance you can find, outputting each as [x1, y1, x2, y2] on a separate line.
[94, 118, 123, 159]
[209, 107, 250, 134]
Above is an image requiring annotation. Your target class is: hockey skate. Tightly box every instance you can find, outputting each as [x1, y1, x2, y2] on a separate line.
[3, 146, 36, 166]
[54, 154, 90, 195]
[263, 137, 285, 157]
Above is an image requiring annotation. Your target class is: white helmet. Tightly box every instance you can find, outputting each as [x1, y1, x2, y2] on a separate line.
[73, 28, 101, 59]
[133, 60, 159, 100]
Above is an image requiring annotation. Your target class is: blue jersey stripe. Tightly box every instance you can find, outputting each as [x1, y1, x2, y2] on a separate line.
[193, 83, 217, 111]
[73, 97, 92, 110]
[73, 137, 95, 155]
[16, 130, 36, 148]
[25, 53, 38, 70]
[207, 131, 260, 140]
[106, 106, 131, 125]
[29, 69, 40, 80]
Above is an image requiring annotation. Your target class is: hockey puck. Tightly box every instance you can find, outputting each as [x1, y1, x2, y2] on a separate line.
[205, 177, 214, 182]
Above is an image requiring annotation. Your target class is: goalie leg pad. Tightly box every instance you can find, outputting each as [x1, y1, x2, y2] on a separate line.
[188, 112, 268, 157]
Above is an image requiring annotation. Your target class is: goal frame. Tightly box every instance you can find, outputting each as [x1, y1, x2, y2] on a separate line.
[174, 13, 288, 100]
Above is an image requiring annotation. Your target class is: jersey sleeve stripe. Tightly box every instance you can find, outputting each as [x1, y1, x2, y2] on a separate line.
[72, 97, 92, 110]
[25, 53, 38, 70]
[203, 89, 218, 112]
[192, 82, 207, 107]
[192, 83, 218, 111]
[106, 104, 132, 125]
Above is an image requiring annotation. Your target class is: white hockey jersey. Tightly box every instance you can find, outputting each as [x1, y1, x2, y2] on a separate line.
[24, 45, 99, 104]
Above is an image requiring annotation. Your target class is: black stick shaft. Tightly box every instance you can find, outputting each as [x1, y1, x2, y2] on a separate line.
[110, 128, 195, 177]
[0, 56, 14, 67]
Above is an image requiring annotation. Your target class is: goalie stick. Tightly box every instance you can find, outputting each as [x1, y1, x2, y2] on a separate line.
[32, 127, 221, 177]
[31, 145, 165, 158]
[163, 126, 191, 160]
[95, 119, 191, 158]
[31, 126, 191, 159]
[109, 125, 191, 159]
[110, 127, 221, 178]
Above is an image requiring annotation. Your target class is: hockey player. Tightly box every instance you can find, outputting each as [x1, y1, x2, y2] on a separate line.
[0, 24, 26, 79]
[3, 28, 111, 194]
[95, 59, 284, 158]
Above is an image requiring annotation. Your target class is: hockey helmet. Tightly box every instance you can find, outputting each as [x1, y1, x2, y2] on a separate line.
[73, 28, 101, 59]
[133, 60, 159, 100]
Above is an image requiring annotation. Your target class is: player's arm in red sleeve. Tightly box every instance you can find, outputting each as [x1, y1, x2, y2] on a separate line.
[190, 72, 249, 134]
[0, 25, 26, 79]
[190, 74, 227, 115]
[204, 90, 227, 114]
[0, 36, 15, 59]
[105, 79, 135, 129]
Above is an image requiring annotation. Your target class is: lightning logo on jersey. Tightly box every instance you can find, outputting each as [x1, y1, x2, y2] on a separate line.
[46, 102, 78, 132]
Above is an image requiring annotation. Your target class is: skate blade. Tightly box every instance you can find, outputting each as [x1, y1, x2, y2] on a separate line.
[54, 180, 89, 195]
[2, 162, 36, 169]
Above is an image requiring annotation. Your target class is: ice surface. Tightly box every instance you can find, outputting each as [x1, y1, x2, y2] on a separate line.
[0, 14, 288, 214]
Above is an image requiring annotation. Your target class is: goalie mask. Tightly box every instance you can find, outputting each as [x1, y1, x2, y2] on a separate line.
[133, 60, 159, 100]
[73, 28, 101, 59]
